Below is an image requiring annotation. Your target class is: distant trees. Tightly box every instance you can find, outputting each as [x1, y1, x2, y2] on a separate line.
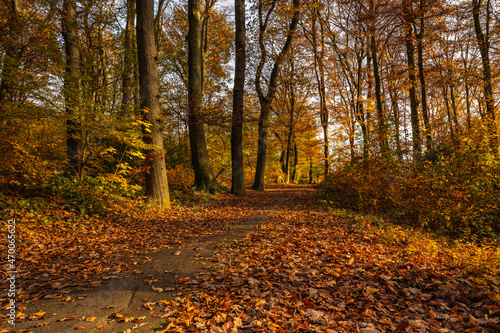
[1, 0, 499, 210]
[251, 0, 301, 191]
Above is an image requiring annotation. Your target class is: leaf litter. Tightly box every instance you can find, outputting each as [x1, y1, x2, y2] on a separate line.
[1, 184, 499, 332]
[148, 186, 499, 332]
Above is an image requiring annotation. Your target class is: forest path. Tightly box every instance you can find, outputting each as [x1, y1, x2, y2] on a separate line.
[3, 184, 316, 333]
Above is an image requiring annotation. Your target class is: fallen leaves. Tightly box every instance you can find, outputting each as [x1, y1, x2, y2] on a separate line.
[1, 184, 498, 333]
[145, 185, 499, 333]
[0, 190, 255, 304]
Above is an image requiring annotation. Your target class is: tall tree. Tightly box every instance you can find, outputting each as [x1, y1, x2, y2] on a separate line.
[62, 0, 84, 178]
[402, 0, 422, 161]
[231, 0, 246, 196]
[136, 0, 171, 207]
[472, 0, 497, 150]
[309, 0, 329, 177]
[252, 0, 301, 191]
[369, 0, 389, 157]
[187, 0, 220, 193]
[415, 0, 432, 151]
[120, 0, 137, 116]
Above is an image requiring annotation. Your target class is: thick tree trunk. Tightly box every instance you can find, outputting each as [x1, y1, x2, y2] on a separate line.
[136, 0, 170, 208]
[403, 0, 421, 161]
[252, 0, 301, 191]
[62, 0, 84, 179]
[120, 0, 136, 117]
[472, 0, 497, 150]
[231, 0, 246, 196]
[253, 99, 272, 191]
[188, 0, 220, 193]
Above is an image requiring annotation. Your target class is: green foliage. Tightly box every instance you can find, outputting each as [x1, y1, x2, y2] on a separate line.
[321, 147, 500, 239]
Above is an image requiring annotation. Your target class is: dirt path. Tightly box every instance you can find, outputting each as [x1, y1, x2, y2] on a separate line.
[5, 185, 498, 333]
[3, 184, 313, 333]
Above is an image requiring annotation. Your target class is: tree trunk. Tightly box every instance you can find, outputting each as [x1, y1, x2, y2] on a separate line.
[403, 0, 421, 161]
[390, 89, 402, 161]
[62, 0, 84, 179]
[120, 0, 136, 117]
[354, 53, 369, 161]
[231, 0, 246, 196]
[443, 85, 457, 149]
[472, 0, 497, 150]
[285, 72, 295, 184]
[465, 81, 472, 133]
[136, 0, 170, 208]
[187, 0, 220, 193]
[252, 0, 301, 191]
[311, 2, 329, 177]
[416, 0, 431, 151]
[371, 34, 389, 157]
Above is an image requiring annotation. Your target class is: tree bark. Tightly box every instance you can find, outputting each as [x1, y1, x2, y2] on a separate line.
[416, 0, 431, 151]
[136, 0, 171, 208]
[472, 0, 497, 150]
[252, 0, 301, 191]
[390, 89, 402, 161]
[369, 0, 388, 158]
[403, 0, 421, 161]
[285, 65, 295, 184]
[62, 0, 84, 179]
[371, 34, 389, 157]
[120, 0, 137, 117]
[311, 2, 329, 177]
[231, 0, 246, 196]
[188, 0, 220, 193]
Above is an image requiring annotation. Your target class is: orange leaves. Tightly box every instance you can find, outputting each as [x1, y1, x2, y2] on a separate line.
[139, 186, 500, 333]
[56, 316, 79, 322]
[3, 185, 499, 332]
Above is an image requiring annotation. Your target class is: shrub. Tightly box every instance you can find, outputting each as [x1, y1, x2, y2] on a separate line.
[321, 148, 500, 239]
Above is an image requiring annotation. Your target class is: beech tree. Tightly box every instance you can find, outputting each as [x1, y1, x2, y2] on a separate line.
[403, 0, 422, 160]
[62, 0, 84, 178]
[472, 0, 497, 150]
[137, 0, 171, 207]
[231, 0, 246, 196]
[252, 0, 301, 191]
[120, 0, 137, 116]
[187, 0, 220, 193]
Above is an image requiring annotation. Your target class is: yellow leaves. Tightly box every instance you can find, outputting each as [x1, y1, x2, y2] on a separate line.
[56, 316, 79, 322]
[127, 149, 145, 160]
[86, 317, 96, 322]
[152, 286, 163, 292]
[29, 311, 46, 319]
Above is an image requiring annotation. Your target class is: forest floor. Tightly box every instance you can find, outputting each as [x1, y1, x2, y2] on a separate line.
[1, 184, 500, 333]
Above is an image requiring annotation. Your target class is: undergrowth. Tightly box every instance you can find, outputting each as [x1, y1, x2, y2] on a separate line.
[326, 207, 500, 296]
[320, 146, 500, 240]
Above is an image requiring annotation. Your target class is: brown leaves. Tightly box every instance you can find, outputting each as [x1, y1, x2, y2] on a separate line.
[2, 185, 498, 332]
[0, 189, 262, 303]
[144, 185, 499, 333]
